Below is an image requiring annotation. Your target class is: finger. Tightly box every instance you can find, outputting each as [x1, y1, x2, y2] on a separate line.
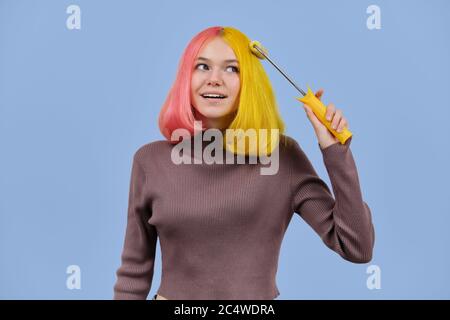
[331, 109, 342, 130]
[303, 104, 321, 125]
[315, 89, 324, 100]
[303, 105, 312, 121]
[337, 118, 348, 133]
[303, 104, 313, 117]
[325, 103, 335, 121]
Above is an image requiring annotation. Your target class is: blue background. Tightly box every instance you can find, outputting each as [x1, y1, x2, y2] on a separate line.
[1, 0, 449, 299]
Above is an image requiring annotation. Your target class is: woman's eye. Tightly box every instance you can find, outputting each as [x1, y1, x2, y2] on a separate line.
[195, 63, 239, 73]
[196, 63, 209, 71]
[226, 66, 239, 73]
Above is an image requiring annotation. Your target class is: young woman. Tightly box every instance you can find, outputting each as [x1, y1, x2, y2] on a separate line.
[113, 26, 375, 300]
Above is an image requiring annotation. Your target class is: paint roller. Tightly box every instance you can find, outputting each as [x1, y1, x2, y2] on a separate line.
[249, 40, 352, 145]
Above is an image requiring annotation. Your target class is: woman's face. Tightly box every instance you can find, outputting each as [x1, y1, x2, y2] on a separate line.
[190, 37, 241, 130]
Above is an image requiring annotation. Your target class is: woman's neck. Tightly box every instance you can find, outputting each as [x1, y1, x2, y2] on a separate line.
[195, 113, 236, 133]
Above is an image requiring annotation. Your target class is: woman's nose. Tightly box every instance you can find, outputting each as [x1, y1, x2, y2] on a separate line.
[207, 70, 223, 86]
[208, 79, 222, 86]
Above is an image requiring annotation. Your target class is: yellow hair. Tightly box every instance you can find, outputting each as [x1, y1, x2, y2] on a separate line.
[220, 27, 286, 157]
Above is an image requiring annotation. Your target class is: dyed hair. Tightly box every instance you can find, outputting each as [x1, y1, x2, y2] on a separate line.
[158, 26, 286, 156]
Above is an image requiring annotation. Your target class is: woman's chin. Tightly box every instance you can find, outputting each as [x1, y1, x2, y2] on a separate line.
[197, 108, 233, 119]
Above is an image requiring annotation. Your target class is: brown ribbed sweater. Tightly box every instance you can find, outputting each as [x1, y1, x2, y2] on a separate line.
[113, 133, 375, 300]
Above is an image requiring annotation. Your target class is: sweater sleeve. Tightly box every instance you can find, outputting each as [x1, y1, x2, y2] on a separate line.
[113, 155, 157, 299]
[289, 136, 375, 263]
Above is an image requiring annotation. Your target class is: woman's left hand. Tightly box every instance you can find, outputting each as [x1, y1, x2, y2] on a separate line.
[302, 88, 349, 150]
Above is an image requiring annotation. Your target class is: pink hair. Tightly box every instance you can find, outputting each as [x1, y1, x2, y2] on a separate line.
[158, 26, 223, 142]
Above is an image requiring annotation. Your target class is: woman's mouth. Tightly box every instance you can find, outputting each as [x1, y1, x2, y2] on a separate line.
[200, 93, 228, 102]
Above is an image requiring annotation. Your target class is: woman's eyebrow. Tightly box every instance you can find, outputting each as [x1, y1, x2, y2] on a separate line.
[196, 57, 239, 64]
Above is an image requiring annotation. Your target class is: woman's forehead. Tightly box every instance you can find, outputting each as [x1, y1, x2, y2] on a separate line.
[196, 56, 239, 64]
[197, 38, 237, 62]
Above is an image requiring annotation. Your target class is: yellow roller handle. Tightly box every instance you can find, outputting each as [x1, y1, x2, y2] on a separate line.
[297, 86, 352, 145]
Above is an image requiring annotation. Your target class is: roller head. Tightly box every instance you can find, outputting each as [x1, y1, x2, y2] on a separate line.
[249, 40, 268, 60]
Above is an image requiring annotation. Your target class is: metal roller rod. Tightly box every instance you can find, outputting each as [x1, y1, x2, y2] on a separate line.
[253, 45, 306, 96]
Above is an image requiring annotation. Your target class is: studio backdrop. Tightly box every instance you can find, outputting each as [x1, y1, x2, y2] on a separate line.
[0, 0, 449, 299]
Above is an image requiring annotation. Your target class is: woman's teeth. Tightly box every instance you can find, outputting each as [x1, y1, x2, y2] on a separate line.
[201, 94, 227, 99]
